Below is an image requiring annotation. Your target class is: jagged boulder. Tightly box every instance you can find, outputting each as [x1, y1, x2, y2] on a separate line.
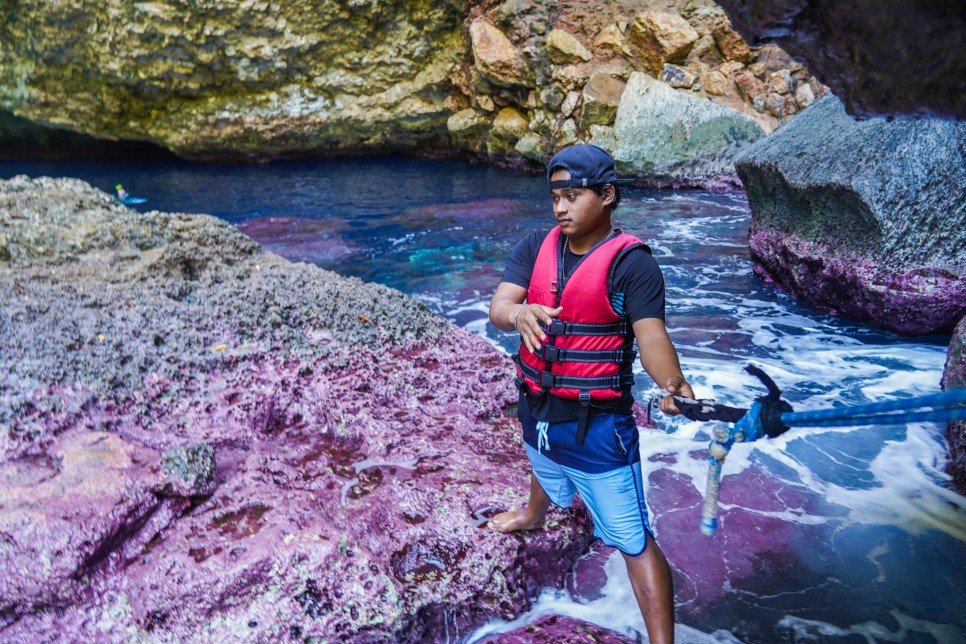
[546, 29, 594, 65]
[628, 10, 700, 75]
[470, 19, 535, 87]
[735, 94, 966, 335]
[0, 176, 597, 640]
[580, 72, 627, 130]
[606, 72, 765, 187]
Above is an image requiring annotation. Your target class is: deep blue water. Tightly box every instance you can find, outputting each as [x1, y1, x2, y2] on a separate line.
[3, 156, 963, 643]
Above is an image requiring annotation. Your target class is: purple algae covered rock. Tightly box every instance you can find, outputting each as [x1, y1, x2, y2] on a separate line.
[0, 176, 596, 641]
[235, 216, 357, 265]
[479, 613, 636, 643]
[942, 317, 966, 495]
[735, 94, 966, 336]
[646, 449, 850, 630]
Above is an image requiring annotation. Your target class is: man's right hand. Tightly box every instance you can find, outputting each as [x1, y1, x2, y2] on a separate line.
[516, 304, 563, 353]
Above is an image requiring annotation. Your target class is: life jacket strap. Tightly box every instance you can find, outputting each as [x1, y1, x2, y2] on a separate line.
[575, 391, 591, 446]
[537, 345, 636, 364]
[517, 360, 634, 391]
[543, 318, 628, 337]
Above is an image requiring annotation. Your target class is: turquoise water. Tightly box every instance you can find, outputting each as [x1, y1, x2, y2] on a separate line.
[3, 157, 963, 643]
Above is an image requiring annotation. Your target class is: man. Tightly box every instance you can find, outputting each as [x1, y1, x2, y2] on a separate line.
[487, 143, 693, 643]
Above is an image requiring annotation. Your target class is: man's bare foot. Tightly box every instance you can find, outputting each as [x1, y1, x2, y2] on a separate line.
[487, 509, 546, 533]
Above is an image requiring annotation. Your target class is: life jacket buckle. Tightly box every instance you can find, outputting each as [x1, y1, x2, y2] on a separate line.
[539, 345, 562, 362]
[550, 280, 559, 293]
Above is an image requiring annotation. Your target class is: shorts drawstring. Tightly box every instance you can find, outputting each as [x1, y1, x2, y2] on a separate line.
[536, 420, 550, 453]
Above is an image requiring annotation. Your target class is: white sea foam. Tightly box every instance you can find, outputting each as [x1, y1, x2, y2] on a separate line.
[466, 550, 743, 643]
[778, 611, 965, 643]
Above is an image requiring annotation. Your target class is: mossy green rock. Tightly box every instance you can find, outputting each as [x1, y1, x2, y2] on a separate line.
[0, 0, 466, 160]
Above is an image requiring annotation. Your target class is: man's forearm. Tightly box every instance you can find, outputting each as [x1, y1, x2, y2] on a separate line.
[638, 334, 687, 389]
[490, 297, 525, 332]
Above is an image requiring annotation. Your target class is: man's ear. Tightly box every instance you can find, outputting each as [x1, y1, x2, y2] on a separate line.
[601, 184, 616, 206]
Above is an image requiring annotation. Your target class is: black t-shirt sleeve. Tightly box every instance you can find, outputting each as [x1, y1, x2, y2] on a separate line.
[500, 229, 546, 288]
[612, 246, 666, 323]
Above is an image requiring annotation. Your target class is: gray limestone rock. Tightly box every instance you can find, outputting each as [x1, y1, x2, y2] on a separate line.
[609, 72, 764, 187]
[735, 94, 966, 335]
[162, 443, 216, 494]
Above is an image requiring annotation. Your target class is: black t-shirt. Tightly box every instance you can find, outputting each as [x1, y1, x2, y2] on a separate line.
[501, 229, 666, 421]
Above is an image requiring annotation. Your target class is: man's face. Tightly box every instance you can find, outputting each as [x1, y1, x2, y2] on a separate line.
[549, 169, 613, 241]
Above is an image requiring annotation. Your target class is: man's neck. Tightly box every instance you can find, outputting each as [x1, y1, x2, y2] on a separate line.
[567, 225, 616, 255]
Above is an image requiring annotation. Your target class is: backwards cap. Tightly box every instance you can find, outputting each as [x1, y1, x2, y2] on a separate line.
[546, 144, 626, 189]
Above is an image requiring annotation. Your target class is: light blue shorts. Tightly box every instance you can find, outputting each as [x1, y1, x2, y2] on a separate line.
[525, 441, 652, 556]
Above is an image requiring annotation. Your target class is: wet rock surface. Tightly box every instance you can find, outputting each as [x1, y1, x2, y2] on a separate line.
[645, 449, 966, 642]
[0, 176, 597, 640]
[735, 95, 966, 336]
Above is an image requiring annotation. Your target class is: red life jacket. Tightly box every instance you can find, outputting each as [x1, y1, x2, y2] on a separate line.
[516, 227, 648, 403]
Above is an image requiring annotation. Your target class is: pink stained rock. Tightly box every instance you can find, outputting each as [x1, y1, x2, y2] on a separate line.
[734, 95, 966, 337]
[235, 216, 358, 265]
[645, 459, 843, 620]
[479, 613, 636, 643]
[0, 429, 175, 614]
[0, 176, 597, 640]
[748, 229, 966, 337]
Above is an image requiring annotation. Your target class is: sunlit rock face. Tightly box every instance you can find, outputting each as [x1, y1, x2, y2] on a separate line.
[735, 95, 966, 336]
[0, 0, 468, 161]
[0, 0, 822, 185]
[0, 176, 598, 640]
[714, 0, 966, 120]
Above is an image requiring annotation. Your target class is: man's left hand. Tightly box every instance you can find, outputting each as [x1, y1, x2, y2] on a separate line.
[659, 376, 694, 415]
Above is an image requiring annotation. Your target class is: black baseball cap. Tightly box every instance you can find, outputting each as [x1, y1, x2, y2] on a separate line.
[546, 144, 629, 189]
